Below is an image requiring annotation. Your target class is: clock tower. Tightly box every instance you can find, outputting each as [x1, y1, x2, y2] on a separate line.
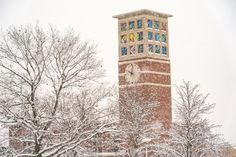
[113, 9, 172, 128]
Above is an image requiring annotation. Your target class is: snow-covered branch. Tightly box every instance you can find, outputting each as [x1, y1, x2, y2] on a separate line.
[0, 24, 114, 157]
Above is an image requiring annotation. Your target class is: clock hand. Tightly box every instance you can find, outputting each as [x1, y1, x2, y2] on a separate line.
[128, 70, 133, 75]
[131, 64, 133, 73]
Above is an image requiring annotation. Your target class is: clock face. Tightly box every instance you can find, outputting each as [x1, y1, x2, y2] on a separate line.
[125, 63, 140, 84]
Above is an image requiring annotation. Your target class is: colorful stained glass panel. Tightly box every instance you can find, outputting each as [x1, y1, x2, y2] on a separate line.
[148, 44, 153, 53]
[138, 44, 144, 53]
[154, 21, 159, 29]
[162, 34, 166, 42]
[129, 33, 135, 43]
[148, 32, 153, 40]
[120, 23, 127, 31]
[129, 45, 136, 55]
[137, 19, 142, 28]
[155, 33, 160, 41]
[155, 45, 160, 54]
[162, 46, 167, 55]
[129, 21, 135, 30]
[121, 34, 127, 44]
[121, 47, 127, 56]
[137, 32, 143, 41]
[148, 20, 152, 28]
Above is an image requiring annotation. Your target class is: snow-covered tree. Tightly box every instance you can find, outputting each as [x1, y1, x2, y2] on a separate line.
[115, 86, 167, 157]
[0, 24, 115, 157]
[166, 81, 228, 157]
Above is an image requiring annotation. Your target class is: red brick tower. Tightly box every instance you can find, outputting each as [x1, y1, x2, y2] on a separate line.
[113, 9, 172, 128]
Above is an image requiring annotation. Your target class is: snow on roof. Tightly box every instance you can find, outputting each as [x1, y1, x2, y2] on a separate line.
[113, 9, 173, 19]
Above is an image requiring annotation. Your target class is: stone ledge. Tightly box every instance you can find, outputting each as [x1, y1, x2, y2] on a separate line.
[113, 9, 173, 19]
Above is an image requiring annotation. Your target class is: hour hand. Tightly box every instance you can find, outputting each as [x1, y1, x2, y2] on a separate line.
[128, 70, 133, 75]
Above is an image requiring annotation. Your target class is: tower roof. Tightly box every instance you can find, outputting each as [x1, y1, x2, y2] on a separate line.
[113, 9, 173, 19]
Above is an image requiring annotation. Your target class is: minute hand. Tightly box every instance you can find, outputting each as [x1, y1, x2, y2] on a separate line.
[131, 64, 134, 74]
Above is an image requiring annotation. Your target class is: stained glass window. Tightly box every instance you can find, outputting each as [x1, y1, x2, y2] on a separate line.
[148, 44, 153, 53]
[148, 32, 153, 40]
[130, 45, 136, 55]
[154, 21, 159, 29]
[162, 46, 167, 55]
[138, 44, 144, 53]
[137, 32, 143, 41]
[155, 33, 160, 41]
[129, 21, 135, 30]
[161, 22, 167, 31]
[120, 23, 127, 31]
[162, 34, 166, 42]
[148, 20, 152, 28]
[121, 47, 127, 56]
[137, 20, 142, 28]
[155, 45, 160, 54]
[129, 33, 135, 43]
[121, 34, 127, 44]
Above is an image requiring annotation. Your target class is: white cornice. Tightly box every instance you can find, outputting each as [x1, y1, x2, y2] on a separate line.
[119, 71, 170, 76]
[113, 9, 173, 19]
[119, 58, 170, 65]
[119, 83, 171, 88]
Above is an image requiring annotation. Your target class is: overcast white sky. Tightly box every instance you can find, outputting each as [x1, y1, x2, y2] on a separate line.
[0, 0, 236, 145]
